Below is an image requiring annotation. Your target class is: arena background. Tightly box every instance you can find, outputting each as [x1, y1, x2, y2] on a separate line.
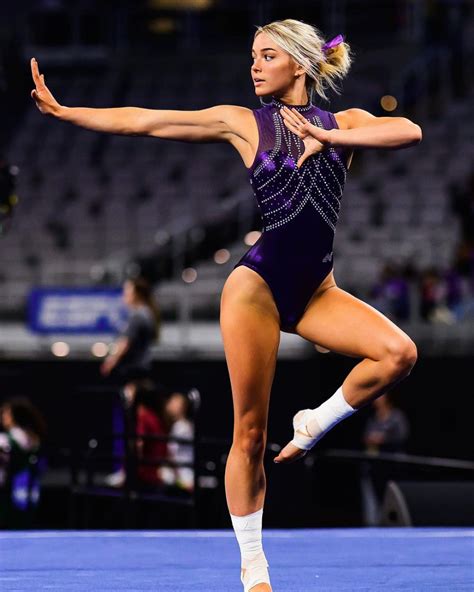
[0, 0, 473, 536]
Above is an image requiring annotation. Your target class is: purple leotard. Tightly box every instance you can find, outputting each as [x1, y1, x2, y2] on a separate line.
[234, 96, 349, 333]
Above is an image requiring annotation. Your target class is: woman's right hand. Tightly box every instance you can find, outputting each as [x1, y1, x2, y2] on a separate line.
[30, 58, 62, 117]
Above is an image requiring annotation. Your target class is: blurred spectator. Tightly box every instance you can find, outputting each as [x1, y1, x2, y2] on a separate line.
[101, 276, 161, 387]
[101, 277, 160, 486]
[105, 380, 169, 489]
[444, 267, 464, 312]
[360, 391, 410, 526]
[0, 397, 47, 528]
[453, 240, 474, 295]
[363, 392, 409, 454]
[160, 392, 195, 493]
[450, 171, 474, 243]
[419, 267, 456, 324]
[451, 242, 474, 321]
[135, 382, 169, 488]
[369, 263, 411, 321]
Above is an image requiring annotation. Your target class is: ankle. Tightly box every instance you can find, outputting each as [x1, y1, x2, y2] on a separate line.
[230, 507, 265, 563]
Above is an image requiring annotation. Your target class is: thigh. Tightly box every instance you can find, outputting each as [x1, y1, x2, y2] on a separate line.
[221, 267, 281, 427]
[295, 285, 413, 360]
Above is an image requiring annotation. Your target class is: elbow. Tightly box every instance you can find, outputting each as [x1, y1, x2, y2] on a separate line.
[411, 123, 422, 144]
[401, 118, 422, 145]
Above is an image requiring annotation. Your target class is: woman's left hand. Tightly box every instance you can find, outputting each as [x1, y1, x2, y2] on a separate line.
[280, 106, 331, 168]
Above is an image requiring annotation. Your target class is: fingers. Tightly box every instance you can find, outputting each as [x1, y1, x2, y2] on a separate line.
[297, 154, 308, 169]
[280, 107, 310, 138]
[282, 117, 304, 137]
[280, 106, 299, 128]
[30, 58, 46, 90]
[31, 57, 40, 84]
[280, 106, 308, 127]
[291, 108, 308, 124]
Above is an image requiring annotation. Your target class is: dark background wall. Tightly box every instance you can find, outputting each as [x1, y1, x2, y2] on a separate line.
[2, 354, 471, 459]
[1, 354, 472, 529]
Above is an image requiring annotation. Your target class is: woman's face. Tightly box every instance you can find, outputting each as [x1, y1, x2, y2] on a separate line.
[251, 32, 302, 98]
[166, 393, 186, 420]
[1, 406, 13, 430]
[123, 281, 137, 307]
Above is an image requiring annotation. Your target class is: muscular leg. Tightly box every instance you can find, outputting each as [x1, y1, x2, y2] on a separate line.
[275, 281, 417, 463]
[221, 266, 280, 591]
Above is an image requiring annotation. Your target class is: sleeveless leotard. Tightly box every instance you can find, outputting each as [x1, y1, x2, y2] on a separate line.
[234, 96, 349, 333]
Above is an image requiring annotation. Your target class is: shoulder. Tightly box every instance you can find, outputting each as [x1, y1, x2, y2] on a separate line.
[208, 105, 260, 164]
[207, 104, 254, 127]
[131, 306, 150, 323]
[174, 419, 193, 437]
[9, 427, 33, 450]
[0, 432, 10, 450]
[212, 105, 257, 140]
[333, 108, 374, 130]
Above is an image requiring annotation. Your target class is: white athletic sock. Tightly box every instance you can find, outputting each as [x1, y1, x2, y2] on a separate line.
[306, 386, 356, 442]
[230, 507, 266, 564]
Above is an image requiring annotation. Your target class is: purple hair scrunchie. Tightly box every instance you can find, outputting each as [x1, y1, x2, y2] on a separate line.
[322, 34, 345, 54]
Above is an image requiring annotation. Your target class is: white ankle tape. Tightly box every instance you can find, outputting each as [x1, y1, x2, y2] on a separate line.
[230, 508, 270, 590]
[291, 386, 356, 451]
[230, 508, 264, 561]
[241, 551, 270, 592]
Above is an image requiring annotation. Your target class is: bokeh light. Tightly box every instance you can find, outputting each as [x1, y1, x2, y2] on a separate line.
[182, 267, 197, 283]
[91, 342, 109, 357]
[51, 342, 70, 357]
[380, 95, 398, 112]
[214, 248, 230, 264]
[244, 230, 261, 246]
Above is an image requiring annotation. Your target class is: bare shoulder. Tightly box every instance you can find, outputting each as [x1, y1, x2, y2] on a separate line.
[333, 108, 375, 130]
[214, 104, 256, 141]
[214, 104, 258, 167]
[334, 107, 412, 129]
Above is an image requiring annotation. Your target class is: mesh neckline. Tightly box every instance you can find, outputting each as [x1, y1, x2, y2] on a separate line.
[270, 96, 315, 112]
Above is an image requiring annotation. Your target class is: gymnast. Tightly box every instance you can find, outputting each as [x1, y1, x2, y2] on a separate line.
[31, 18, 422, 591]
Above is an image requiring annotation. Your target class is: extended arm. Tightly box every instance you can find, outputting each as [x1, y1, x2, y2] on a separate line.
[30, 58, 243, 143]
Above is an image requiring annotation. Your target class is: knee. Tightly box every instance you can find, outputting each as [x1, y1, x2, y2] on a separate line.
[234, 425, 267, 459]
[385, 336, 418, 379]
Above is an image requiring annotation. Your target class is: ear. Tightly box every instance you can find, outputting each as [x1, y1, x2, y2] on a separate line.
[294, 64, 306, 78]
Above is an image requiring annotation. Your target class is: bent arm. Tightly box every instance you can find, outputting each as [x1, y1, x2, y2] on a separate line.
[329, 108, 422, 149]
[100, 337, 130, 375]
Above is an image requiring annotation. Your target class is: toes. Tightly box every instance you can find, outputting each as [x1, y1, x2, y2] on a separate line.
[274, 443, 307, 464]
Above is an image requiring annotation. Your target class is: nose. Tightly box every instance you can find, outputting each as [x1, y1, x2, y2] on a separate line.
[252, 57, 262, 73]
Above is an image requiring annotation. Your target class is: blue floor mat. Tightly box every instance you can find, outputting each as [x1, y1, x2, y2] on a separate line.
[1, 528, 473, 591]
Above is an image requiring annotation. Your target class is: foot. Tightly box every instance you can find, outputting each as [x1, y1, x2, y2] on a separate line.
[244, 581, 271, 592]
[273, 409, 315, 464]
[240, 552, 271, 592]
[241, 570, 272, 592]
[273, 440, 307, 464]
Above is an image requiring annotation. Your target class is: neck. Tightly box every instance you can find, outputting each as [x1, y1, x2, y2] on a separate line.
[273, 78, 310, 106]
[273, 92, 310, 106]
[271, 93, 313, 112]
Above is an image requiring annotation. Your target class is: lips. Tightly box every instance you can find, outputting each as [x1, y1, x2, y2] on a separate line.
[254, 79, 265, 85]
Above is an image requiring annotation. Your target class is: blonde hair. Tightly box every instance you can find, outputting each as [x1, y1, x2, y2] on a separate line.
[254, 19, 353, 103]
